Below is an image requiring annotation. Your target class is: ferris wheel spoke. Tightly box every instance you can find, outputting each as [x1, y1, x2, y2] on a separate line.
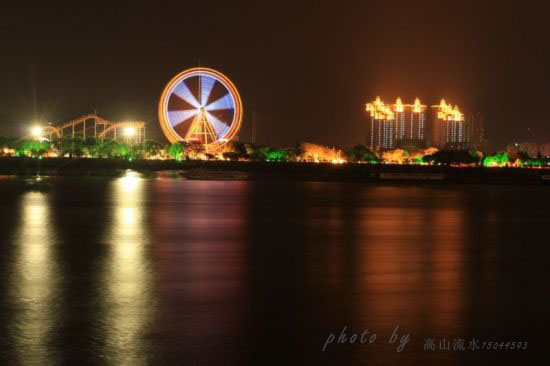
[206, 111, 230, 138]
[168, 93, 197, 112]
[200, 76, 216, 106]
[172, 81, 200, 109]
[168, 109, 198, 126]
[205, 93, 234, 112]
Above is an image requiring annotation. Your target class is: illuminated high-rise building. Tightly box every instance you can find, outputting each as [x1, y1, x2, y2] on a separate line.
[366, 97, 396, 150]
[366, 97, 427, 150]
[405, 97, 427, 141]
[430, 99, 465, 149]
[394, 97, 406, 141]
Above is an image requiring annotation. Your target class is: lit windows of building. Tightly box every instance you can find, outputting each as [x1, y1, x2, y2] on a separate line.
[366, 97, 396, 150]
[366, 97, 427, 150]
[431, 99, 465, 149]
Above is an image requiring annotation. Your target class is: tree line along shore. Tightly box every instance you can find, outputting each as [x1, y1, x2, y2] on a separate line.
[1, 136, 550, 187]
[2, 136, 550, 168]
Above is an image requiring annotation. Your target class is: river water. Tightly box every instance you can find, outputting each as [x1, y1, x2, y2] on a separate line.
[0, 172, 547, 365]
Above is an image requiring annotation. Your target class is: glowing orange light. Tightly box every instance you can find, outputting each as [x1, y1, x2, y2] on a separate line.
[395, 97, 404, 112]
[436, 99, 463, 121]
[413, 98, 423, 113]
[366, 97, 394, 120]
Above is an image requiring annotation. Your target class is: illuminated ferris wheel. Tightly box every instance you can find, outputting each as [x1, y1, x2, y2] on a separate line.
[158, 67, 243, 151]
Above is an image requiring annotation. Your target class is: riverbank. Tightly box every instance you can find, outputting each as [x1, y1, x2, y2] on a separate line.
[0, 157, 549, 184]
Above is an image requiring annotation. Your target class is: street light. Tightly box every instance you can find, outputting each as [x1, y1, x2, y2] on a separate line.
[124, 127, 136, 137]
[31, 126, 42, 138]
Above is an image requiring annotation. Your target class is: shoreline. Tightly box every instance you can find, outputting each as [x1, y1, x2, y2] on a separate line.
[0, 157, 549, 185]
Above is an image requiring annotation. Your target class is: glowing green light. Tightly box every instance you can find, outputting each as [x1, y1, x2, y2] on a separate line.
[522, 160, 542, 167]
[483, 153, 509, 167]
[266, 150, 288, 162]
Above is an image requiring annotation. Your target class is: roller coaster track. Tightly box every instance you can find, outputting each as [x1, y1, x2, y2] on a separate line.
[43, 113, 146, 142]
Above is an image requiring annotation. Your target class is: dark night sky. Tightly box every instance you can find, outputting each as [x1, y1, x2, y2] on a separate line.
[1, 0, 549, 149]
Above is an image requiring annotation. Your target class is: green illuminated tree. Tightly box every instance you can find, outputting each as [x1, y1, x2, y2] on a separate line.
[113, 142, 132, 158]
[265, 149, 289, 162]
[166, 141, 189, 160]
[482, 152, 509, 167]
[15, 139, 51, 157]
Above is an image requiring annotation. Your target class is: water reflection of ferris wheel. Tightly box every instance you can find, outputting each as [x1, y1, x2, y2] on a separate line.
[158, 67, 243, 151]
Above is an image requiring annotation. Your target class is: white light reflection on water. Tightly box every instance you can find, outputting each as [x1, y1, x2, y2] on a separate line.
[99, 171, 155, 365]
[10, 191, 61, 365]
